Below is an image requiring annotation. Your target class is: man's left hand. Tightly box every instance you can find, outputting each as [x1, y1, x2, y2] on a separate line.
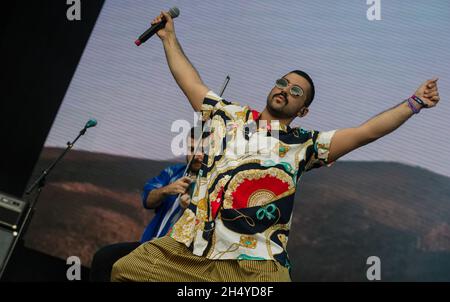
[180, 193, 191, 209]
[414, 78, 440, 108]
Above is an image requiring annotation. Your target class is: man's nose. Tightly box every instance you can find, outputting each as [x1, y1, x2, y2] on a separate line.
[280, 86, 289, 96]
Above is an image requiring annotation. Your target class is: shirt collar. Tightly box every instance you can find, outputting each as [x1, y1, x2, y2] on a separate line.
[250, 109, 292, 133]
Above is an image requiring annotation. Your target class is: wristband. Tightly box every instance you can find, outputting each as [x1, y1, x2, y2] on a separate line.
[407, 98, 420, 114]
[412, 94, 428, 108]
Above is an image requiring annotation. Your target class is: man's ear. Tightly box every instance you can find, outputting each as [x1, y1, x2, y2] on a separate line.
[297, 106, 309, 118]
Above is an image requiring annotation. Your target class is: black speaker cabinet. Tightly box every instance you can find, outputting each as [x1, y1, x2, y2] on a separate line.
[0, 192, 28, 275]
[0, 227, 17, 271]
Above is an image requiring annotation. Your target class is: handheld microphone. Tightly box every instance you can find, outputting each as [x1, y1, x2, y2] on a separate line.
[135, 7, 180, 46]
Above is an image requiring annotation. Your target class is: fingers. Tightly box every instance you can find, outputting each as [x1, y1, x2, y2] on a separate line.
[416, 77, 440, 109]
[168, 187, 186, 195]
[424, 84, 439, 99]
[151, 14, 162, 25]
[424, 80, 438, 92]
[426, 78, 439, 93]
[427, 90, 439, 97]
[168, 185, 186, 195]
[172, 177, 192, 194]
[427, 81, 438, 89]
[424, 88, 438, 96]
[424, 89, 440, 106]
[180, 193, 191, 208]
[161, 10, 172, 22]
[180, 176, 193, 184]
[431, 95, 440, 102]
[151, 11, 171, 25]
[180, 193, 189, 201]
[177, 183, 190, 192]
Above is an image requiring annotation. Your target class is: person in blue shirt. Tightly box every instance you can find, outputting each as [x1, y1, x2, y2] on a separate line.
[90, 127, 209, 281]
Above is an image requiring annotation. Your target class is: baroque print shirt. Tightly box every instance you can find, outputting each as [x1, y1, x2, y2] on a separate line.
[169, 91, 336, 269]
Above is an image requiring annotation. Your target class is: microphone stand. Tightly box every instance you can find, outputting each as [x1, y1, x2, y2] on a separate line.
[25, 126, 90, 196]
[0, 123, 95, 279]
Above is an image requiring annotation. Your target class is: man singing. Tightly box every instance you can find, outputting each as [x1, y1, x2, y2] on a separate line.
[111, 10, 441, 282]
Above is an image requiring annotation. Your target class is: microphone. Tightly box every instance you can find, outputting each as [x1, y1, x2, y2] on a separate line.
[135, 7, 180, 46]
[84, 119, 97, 129]
[79, 119, 97, 136]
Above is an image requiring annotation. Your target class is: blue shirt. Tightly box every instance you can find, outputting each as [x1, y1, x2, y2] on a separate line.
[140, 163, 186, 243]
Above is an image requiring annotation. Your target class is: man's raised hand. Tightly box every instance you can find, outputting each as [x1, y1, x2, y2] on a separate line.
[151, 10, 175, 41]
[414, 78, 440, 109]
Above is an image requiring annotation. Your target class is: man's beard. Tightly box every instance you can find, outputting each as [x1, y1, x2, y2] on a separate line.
[266, 93, 290, 119]
[189, 159, 202, 173]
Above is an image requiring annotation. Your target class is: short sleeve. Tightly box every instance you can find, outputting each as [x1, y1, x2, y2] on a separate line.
[201, 90, 246, 122]
[305, 129, 337, 172]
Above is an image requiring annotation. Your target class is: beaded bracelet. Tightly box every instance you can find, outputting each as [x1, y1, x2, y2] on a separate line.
[407, 98, 420, 114]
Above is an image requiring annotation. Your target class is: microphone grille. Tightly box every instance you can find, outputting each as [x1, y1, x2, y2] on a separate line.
[86, 119, 98, 128]
[169, 7, 180, 18]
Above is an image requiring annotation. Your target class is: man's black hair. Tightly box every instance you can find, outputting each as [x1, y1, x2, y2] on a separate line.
[289, 70, 315, 107]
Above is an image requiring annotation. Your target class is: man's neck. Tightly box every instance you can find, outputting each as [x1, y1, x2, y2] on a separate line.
[259, 108, 294, 126]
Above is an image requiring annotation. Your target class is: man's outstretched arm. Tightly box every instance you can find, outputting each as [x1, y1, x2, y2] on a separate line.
[152, 11, 209, 111]
[328, 78, 440, 163]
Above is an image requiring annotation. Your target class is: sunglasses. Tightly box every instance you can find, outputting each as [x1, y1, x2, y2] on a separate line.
[275, 78, 304, 97]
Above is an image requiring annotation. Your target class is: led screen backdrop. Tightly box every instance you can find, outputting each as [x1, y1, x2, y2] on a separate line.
[26, 0, 450, 281]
